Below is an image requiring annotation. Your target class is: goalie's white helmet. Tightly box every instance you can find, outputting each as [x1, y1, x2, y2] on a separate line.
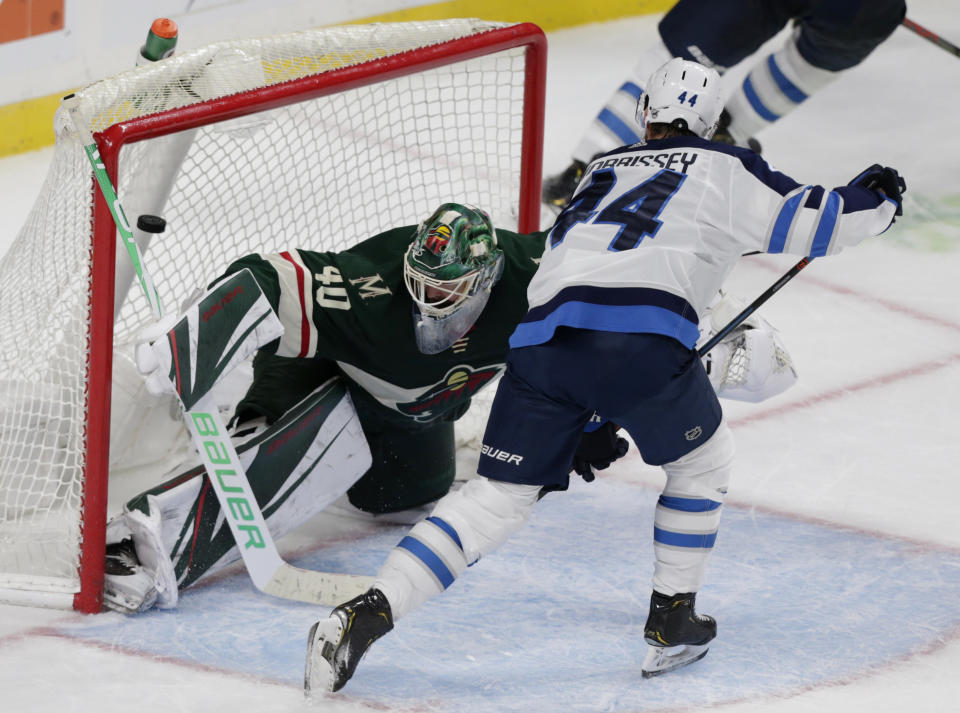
[403, 203, 504, 354]
[636, 58, 723, 140]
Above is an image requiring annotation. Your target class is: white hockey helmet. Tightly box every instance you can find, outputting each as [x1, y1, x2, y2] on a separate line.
[636, 58, 723, 140]
[404, 203, 504, 354]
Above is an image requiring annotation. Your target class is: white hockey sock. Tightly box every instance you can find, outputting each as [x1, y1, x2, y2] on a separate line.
[572, 41, 673, 163]
[723, 29, 840, 145]
[652, 420, 734, 595]
[374, 477, 540, 620]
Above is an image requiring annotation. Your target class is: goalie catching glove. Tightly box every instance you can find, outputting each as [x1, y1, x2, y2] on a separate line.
[699, 293, 798, 403]
[135, 269, 283, 409]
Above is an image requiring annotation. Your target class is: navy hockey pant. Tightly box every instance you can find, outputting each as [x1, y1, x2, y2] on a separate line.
[478, 328, 722, 488]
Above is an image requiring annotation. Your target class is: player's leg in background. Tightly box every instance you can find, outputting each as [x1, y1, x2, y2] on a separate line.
[544, 0, 790, 210]
[720, 0, 906, 146]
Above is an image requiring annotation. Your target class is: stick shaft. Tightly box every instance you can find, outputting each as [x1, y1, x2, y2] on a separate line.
[64, 94, 163, 319]
[902, 17, 960, 59]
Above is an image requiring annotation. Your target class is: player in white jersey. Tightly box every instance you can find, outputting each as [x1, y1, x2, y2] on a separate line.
[543, 0, 906, 211]
[303, 58, 906, 692]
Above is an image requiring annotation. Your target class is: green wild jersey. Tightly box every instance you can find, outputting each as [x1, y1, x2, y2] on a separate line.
[221, 224, 547, 431]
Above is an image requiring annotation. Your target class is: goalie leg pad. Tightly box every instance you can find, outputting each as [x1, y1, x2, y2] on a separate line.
[135, 268, 283, 409]
[375, 477, 540, 620]
[105, 378, 370, 611]
[653, 421, 734, 596]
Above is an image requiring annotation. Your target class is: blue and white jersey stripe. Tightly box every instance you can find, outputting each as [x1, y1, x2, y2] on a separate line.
[517, 136, 896, 349]
[510, 285, 700, 349]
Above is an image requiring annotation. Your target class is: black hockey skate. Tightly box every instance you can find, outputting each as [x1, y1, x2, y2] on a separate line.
[304, 588, 394, 695]
[641, 591, 716, 678]
[541, 159, 586, 213]
[713, 110, 762, 154]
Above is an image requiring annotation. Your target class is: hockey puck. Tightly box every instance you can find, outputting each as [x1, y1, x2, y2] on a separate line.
[137, 214, 167, 234]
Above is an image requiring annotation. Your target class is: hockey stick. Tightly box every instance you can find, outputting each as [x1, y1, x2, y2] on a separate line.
[63, 93, 373, 607]
[902, 17, 960, 59]
[698, 257, 813, 356]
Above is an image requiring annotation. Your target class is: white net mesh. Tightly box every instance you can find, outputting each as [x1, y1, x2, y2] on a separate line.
[0, 19, 538, 607]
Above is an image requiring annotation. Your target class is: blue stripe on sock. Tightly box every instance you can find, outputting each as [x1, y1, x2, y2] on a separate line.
[619, 81, 644, 100]
[658, 495, 722, 512]
[426, 516, 463, 551]
[398, 536, 455, 589]
[742, 75, 780, 122]
[766, 55, 807, 104]
[597, 108, 643, 145]
[653, 527, 718, 549]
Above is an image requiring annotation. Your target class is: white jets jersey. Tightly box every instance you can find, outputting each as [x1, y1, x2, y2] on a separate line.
[510, 136, 898, 350]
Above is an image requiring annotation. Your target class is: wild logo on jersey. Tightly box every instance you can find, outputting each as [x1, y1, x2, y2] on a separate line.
[397, 364, 503, 422]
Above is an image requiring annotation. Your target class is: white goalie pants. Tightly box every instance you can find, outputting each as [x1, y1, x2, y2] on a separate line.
[374, 420, 734, 620]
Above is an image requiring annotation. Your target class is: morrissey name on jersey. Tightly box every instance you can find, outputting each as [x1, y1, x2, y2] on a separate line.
[587, 151, 698, 175]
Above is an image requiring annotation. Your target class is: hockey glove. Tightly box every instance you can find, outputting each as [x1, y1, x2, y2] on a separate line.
[570, 421, 629, 482]
[848, 164, 907, 216]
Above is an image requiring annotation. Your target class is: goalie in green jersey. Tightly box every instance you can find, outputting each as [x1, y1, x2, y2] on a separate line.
[103, 203, 552, 613]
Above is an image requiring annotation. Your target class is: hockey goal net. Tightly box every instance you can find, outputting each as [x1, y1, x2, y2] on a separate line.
[0, 19, 545, 612]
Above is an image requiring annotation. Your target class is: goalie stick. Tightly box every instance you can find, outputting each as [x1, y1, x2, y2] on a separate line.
[63, 93, 373, 607]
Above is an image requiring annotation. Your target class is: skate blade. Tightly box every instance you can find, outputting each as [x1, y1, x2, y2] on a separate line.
[641, 643, 710, 678]
[304, 617, 344, 697]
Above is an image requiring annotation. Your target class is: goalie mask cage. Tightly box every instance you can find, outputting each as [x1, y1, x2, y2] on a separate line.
[0, 19, 545, 613]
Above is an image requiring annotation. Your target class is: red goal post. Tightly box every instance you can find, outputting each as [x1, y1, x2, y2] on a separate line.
[0, 19, 546, 613]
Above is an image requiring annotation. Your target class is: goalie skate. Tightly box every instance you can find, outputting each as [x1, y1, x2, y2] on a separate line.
[103, 538, 159, 614]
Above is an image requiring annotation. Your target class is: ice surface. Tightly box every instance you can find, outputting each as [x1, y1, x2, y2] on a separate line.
[2, 2, 960, 711]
